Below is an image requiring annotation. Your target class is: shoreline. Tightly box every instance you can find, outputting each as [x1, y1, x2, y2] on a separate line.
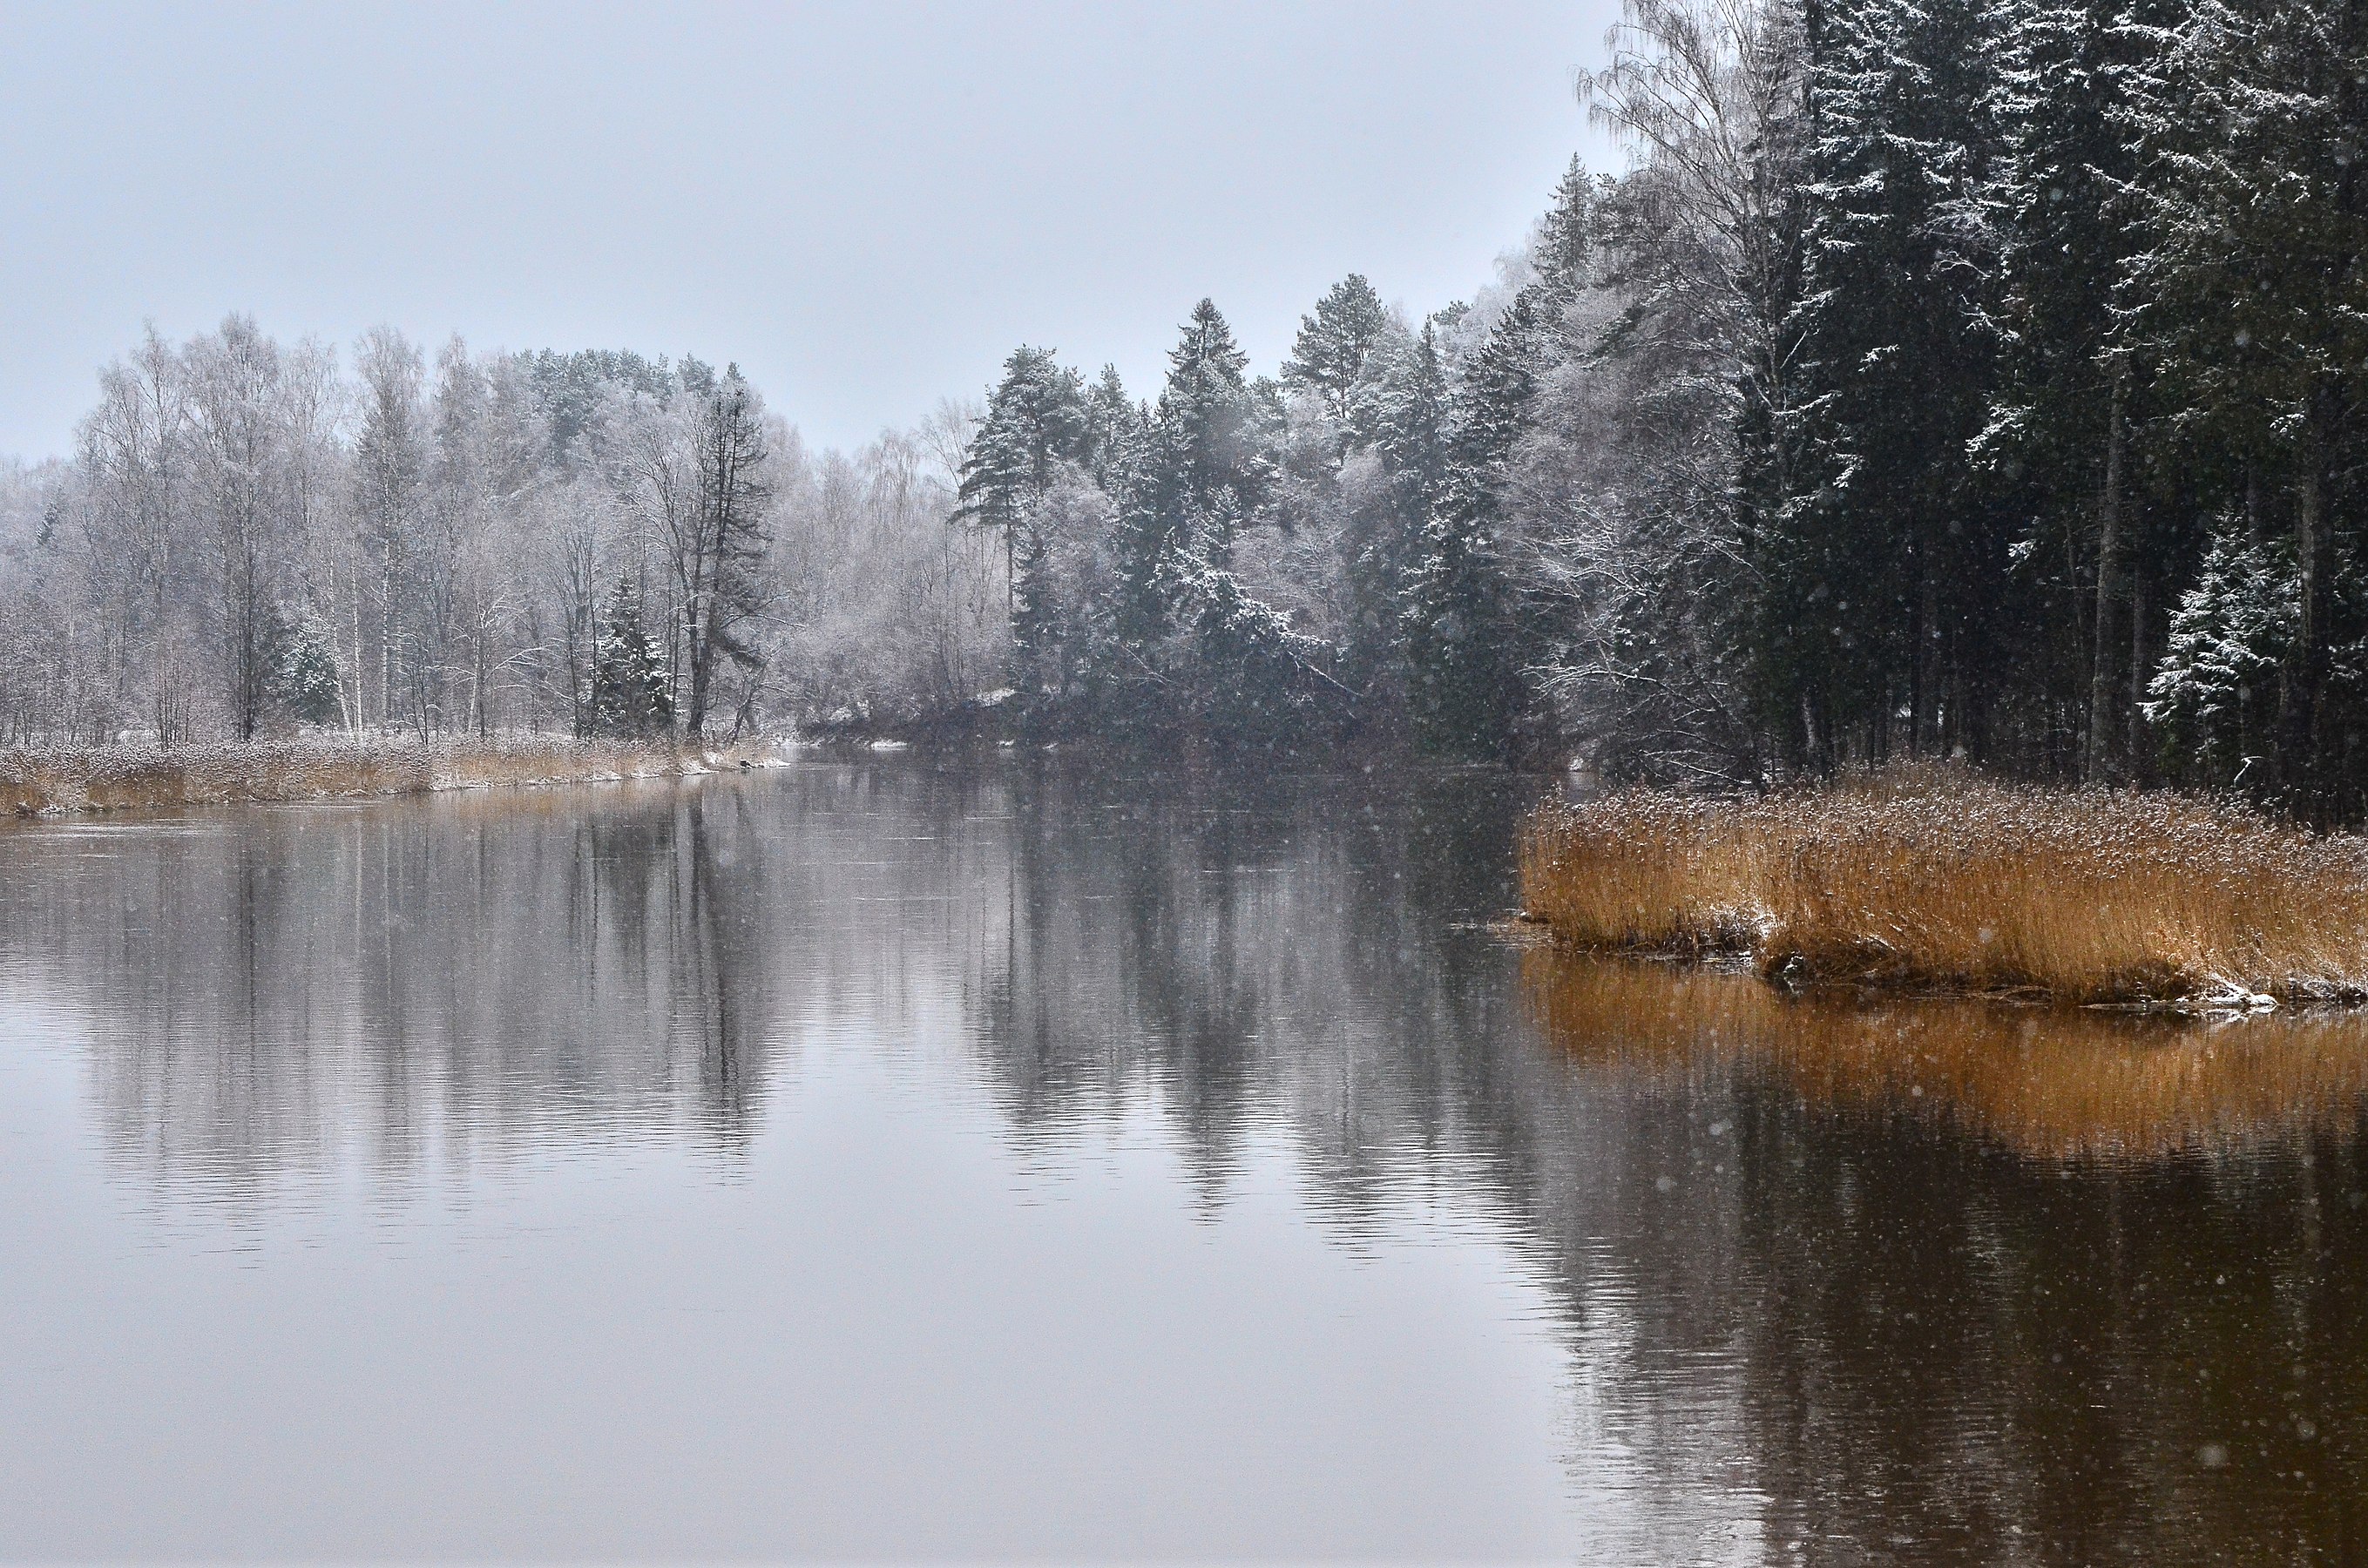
[1518, 767, 2368, 1011]
[0, 735, 788, 818]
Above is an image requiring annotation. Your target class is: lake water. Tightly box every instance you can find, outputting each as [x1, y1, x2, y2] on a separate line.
[2, 757, 2363, 1563]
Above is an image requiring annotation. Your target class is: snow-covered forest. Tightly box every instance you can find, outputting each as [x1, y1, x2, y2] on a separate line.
[0, 333, 998, 747]
[948, 0, 2368, 816]
[3, 0, 2364, 814]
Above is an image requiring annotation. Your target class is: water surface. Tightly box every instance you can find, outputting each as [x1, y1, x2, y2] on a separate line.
[2, 759, 2363, 1562]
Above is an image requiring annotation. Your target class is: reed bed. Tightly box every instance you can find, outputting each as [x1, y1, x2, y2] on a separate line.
[0, 734, 780, 816]
[1520, 949, 2368, 1163]
[1520, 767, 2368, 1006]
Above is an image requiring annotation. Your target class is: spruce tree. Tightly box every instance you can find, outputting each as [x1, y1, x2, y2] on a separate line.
[954, 347, 1087, 548]
[956, 346, 1092, 704]
[1340, 316, 1452, 703]
[1110, 301, 1267, 661]
[1402, 294, 1545, 760]
[1532, 156, 1600, 301]
[2118, 0, 2368, 814]
[590, 575, 673, 738]
[2144, 526, 2295, 783]
[1979, 0, 2167, 780]
[1772, 0, 2002, 765]
[273, 616, 343, 727]
[1149, 299, 1268, 563]
[1079, 364, 1144, 490]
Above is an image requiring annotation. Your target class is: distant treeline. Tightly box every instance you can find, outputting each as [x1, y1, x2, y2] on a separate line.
[3, 0, 2362, 813]
[951, 0, 2368, 815]
[0, 335, 1002, 746]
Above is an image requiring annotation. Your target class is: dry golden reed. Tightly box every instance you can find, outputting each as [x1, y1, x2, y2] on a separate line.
[1520, 767, 2368, 1005]
[0, 735, 777, 817]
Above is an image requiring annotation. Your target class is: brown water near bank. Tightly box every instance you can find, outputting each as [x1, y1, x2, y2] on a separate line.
[1520, 944, 2368, 1561]
[1524, 950, 2368, 1162]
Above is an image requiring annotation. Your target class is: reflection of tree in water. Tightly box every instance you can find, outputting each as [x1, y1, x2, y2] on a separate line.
[14, 759, 2368, 1560]
[1525, 954, 2368, 1162]
[575, 792, 765, 1135]
[3, 783, 785, 1201]
[971, 759, 1546, 1215]
[1520, 952, 2368, 1564]
[1708, 1098, 2368, 1563]
[971, 763, 2368, 1564]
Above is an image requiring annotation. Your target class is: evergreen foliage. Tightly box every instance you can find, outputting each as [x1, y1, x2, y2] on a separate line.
[1770, 0, 2003, 765]
[28, 0, 2368, 802]
[273, 616, 343, 727]
[1402, 291, 1545, 759]
[1282, 274, 1392, 441]
[589, 576, 673, 738]
[932, 0, 2366, 807]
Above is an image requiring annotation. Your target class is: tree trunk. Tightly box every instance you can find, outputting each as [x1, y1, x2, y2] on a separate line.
[2126, 545, 2151, 778]
[348, 553, 364, 737]
[1906, 549, 1928, 758]
[684, 595, 709, 740]
[379, 553, 394, 733]
[2085, 373, 2128, 783]
[2288, 429, 2326, 811]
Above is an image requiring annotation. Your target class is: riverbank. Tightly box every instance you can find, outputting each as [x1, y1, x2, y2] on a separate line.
[0, 735, 782, 816]
[1519, 768, 2368, 1008]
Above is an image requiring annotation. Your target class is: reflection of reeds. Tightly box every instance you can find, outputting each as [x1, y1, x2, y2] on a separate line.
[1522, 948, 2368, 1162]
[0, 735, 779, 816]
[1520, 767, 2368, 1004]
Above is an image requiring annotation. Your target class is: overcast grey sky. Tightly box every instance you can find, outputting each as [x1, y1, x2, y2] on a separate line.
[0, 0, 1625, 460]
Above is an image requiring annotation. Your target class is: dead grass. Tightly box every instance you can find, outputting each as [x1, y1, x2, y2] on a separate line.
[1520, 766, 2368, 1006]
[0, 734, 782, 816]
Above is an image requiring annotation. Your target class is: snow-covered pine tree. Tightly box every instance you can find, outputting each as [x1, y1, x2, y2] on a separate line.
[2144, 524, 2297, 786]
[1370, 317, 1452, 509]
[1147, 299, 1269, 568]
[523, 348, 673, 470]
[954, 347, 1087, 551]
[590, 574, 673, 738]
[955, 346, 1092, 705]
[1326, 315, 1452, 708]
[2117, 0, 2368, 815]
[1532, 156, 1600, 302]
[1079, 364, 1144, 491]
[1977, 0, 2168, 781]
[1282, 274, 1392, 446]
[1402, 292, 1545, 760]
[1092, 300, 1349, 742]
[1771, 0, 2002, 766]
[273, 615, 343, 727]
[1106, 301, 1265, 683]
